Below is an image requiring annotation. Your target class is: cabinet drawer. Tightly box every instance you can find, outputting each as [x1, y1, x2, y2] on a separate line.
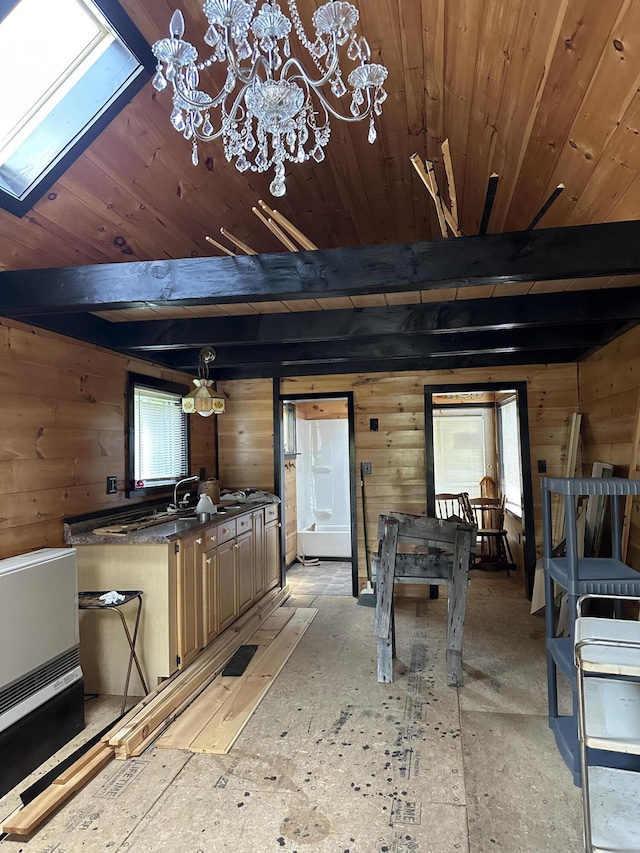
[204, 526, 221, 551]
[236, 513, 252, 535]
[265, 504, 279, 523]
[216, 518, 237, 544]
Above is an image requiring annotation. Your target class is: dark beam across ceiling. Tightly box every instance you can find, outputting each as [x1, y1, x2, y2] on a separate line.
[145, 323, 625, 372]
[95, 288, 640, 351]
[183, 349, 589, 380]
[3, 219, 640, 314]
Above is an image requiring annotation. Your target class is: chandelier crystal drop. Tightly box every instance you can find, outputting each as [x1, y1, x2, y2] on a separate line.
[152, 1, 388, 195]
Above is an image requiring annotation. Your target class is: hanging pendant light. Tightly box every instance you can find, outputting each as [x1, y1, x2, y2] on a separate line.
[182, 346, 226, 416]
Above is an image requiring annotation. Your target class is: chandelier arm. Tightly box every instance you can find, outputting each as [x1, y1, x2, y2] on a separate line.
[280, 39, 340, 90]
[173, 75, 225, 111]
[309, 83, 374, 124]
[191, 84, 251, 142]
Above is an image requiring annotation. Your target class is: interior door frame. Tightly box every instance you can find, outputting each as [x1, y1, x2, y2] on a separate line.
[423, 381, 536, 599]
[274, 386, 359, 597]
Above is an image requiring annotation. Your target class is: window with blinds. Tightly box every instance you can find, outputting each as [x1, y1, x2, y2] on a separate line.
[127, 374, 190, 493]
[498, 396, 522, 516]
[433, 411, 487, 497]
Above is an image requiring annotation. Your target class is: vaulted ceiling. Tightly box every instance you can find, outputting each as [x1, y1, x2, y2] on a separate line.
[1, 0, 640, 376]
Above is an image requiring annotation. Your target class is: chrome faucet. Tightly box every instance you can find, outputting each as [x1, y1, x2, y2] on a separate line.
[171, 475, 200, 512]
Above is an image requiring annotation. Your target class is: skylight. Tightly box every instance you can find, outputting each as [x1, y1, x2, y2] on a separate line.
[0, 0, 153, 216]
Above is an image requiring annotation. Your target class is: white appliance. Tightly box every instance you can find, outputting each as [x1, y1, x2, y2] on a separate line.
[0, 548, 82, 735]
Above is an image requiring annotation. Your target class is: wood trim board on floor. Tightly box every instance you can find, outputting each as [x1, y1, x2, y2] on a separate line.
[156, 607, 317, 754]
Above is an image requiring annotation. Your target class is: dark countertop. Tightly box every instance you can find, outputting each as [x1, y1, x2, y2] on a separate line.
[64, 502, 270, 546]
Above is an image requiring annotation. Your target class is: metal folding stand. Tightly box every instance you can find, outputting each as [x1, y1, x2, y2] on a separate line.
[78, 590, 149, 715]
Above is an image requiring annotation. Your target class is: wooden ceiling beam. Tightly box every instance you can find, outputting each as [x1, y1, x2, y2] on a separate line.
[86, 288, 640, 352]
[144, 323, 624, 373]
[3, 220, 640, 316]
[182, 348, 589, 381]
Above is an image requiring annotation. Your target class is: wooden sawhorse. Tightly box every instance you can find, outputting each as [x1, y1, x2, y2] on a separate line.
[372, 513, 475, 687]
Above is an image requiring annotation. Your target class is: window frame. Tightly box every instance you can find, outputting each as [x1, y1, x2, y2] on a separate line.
[126, 372, 191, 499]
[283, 402, 297, 457]
[497, 394, 523, 518]
[0, 0, 154, 217]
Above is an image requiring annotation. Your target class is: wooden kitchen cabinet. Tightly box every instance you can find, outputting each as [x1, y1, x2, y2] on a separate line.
[252, 509, 265, 600]
[175, 532, 204, 670]
[235, 513, 254, 613]
[216, 538, 239, 632]
[73, 503, 281, 692]
[202, 537, 219, 648]
[265, 504, 280, 591]
[236, 531, 254, 613]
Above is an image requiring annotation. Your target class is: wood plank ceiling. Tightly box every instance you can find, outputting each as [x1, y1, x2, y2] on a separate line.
[1, 0, 640, 376]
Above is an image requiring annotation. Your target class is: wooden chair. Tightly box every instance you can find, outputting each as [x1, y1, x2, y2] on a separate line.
[435, 492, 474, 524]
[468, 495, 515, 572]
[372, 513, 475, 687]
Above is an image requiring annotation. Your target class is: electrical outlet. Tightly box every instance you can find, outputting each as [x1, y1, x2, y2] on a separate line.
[537, 459, 547, 473]
[362, 462, 372, 475]
[369, 418, 378, 432]
[106, 476, 117, 494]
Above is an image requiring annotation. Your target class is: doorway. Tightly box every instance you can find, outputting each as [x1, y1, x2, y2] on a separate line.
[277, 392, 358, 598]
[424, 382, 536, 597]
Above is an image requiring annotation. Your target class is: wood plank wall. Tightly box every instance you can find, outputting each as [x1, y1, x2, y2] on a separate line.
[216, 379, 274, 491]
[578, 324, 640, 569]
[218, 364, 579, 589]
[0, 318, 216, 561]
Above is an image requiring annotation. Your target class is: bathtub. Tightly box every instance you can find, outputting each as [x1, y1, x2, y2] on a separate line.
[297, 523, 351, 559]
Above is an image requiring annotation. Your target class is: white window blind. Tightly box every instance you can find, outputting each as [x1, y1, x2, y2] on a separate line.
[134, 385, 188, 486]
[433, 412, 486, 497]
[498, 397, 522, 515]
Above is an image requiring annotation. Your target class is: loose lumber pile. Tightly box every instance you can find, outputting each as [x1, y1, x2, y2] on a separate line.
[106, 584, 290, 758]
[1, 743, 114, 836]
[2, 585, 290, 837]
[156, 606, 317, 754]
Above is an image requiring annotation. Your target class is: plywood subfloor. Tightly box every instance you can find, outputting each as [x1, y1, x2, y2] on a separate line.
[1, 585, 582, 852]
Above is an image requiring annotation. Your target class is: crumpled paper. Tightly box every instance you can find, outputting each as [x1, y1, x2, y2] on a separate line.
[99, 590, 125, 605]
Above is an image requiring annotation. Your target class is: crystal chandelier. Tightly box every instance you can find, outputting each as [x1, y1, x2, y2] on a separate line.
[151, 1, 388, 196]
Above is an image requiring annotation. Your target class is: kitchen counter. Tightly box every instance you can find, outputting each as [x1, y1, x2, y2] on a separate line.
[69, 500, 281, 694]
[64, 503, 267, 545]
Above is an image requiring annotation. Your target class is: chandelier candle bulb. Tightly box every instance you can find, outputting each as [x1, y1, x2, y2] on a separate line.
[152, 1, 388, 195]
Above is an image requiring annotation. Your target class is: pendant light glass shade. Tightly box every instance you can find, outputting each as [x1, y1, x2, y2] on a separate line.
[181, 347, 225, 416]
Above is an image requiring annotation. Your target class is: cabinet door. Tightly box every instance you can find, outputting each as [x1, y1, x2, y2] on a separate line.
[202, 550, 218, 647]
[217, 539, 238, 632]
[265, 520, 280, 590]
[176, 535, 204, 669]
[253, 509, 265, 601]
[236, 531, 254, 613]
